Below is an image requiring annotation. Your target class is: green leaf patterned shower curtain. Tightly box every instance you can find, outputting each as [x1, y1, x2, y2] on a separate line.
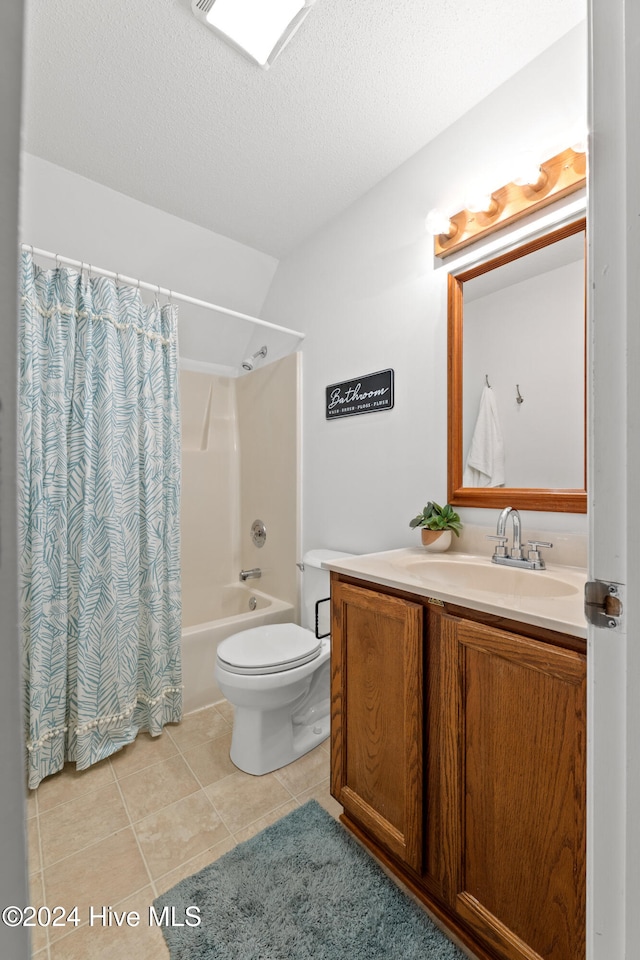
[18, 251, 182, 789]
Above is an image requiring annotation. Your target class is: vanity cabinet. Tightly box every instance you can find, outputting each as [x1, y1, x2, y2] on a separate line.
[330, 573, 586, 960]
[329, 580, 424, 871]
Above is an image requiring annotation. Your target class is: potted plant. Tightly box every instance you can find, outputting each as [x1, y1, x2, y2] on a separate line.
[409, 501, 462, 551]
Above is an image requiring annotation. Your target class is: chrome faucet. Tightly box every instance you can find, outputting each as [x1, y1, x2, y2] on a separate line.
[487, 507, 552, 570]
[239, 568, 262, 582]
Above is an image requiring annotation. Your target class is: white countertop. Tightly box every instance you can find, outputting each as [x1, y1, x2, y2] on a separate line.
[325, 547, 588, 639]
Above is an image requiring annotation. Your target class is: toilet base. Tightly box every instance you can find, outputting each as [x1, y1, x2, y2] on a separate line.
[229, 699, 329, 776]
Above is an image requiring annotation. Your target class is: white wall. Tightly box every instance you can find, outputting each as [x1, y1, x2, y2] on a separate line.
[19, 153, 280, 368]
[0, 3, 30, 957]
[261, 24, 588, 559]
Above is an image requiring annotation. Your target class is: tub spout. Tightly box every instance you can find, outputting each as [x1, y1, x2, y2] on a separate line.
[239, 568, 262, 582]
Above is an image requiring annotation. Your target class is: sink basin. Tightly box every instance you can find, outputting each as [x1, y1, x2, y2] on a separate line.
[402, 559, 579, 598]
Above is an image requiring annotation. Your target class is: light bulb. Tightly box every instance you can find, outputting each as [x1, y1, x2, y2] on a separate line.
[425, 209, 454, 238]
[465, 194, 497, 215]
[514, 163, 544, 187]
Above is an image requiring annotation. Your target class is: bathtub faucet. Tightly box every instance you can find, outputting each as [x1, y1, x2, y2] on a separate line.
[239, 568, 262, 582]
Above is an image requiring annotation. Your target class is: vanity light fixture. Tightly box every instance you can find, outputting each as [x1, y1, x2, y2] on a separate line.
[191, 0, 317, 69]
[431, 144, 587, 259]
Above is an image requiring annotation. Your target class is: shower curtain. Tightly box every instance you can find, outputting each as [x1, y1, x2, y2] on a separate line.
[18, 251, 182, 789]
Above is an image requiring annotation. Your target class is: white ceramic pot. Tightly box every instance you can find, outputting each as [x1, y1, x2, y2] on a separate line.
[420, 529, 453, 552]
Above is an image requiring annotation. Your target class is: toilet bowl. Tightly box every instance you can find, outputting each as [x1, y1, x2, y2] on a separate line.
[214, 549, 352, 776]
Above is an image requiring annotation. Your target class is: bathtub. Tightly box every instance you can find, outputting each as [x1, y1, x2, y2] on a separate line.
[181, 585, 295, 712]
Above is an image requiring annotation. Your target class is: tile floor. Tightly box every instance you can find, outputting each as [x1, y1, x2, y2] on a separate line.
[26, 700, 342, 960]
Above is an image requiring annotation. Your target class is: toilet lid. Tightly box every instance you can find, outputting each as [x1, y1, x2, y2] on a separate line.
[216, 623, 323, 675]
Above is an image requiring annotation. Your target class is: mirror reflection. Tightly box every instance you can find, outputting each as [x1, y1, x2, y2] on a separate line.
[448, 218, 586, 513]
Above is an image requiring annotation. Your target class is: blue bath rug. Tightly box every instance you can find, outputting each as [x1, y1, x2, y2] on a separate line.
[153, 799, 466, 960]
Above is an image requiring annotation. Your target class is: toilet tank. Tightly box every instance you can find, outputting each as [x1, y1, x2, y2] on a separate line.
[301, 549, 354, 636]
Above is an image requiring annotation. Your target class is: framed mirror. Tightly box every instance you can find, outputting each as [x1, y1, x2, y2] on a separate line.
[447, 217, 586, 513]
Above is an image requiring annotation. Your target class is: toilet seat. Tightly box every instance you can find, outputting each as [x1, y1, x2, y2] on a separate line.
[216, 623, 322, 676]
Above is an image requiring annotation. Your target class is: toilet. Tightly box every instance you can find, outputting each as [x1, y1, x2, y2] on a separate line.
[215, 549, 353, 775]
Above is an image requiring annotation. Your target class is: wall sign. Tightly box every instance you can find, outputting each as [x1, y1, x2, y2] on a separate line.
[326, 369, 394, 420]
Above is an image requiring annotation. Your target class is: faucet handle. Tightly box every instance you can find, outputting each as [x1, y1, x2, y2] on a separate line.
[487, 534, 508, 558]
[527, 540, 553, 564]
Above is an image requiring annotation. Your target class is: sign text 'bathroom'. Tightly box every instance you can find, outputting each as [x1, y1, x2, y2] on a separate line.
[325, 369, 394, 420]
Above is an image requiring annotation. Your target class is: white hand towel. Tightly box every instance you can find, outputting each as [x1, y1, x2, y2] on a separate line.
[463, 385, 505, 487]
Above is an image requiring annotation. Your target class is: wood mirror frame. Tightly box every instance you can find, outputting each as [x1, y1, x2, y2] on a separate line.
[447, 217, 587, 513]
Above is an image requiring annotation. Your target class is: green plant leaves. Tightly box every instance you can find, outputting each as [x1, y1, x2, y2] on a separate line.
[408, 500, 462, 536]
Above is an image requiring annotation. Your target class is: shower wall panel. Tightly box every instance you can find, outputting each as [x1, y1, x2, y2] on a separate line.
[236, 354, 299, 616]
[180, 371, 240, 627]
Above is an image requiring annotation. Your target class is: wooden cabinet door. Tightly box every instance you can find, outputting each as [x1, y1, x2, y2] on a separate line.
[450, 618, 586, 960]
[330, 577, 424, 872]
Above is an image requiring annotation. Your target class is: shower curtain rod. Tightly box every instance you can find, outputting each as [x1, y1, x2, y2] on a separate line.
[20, 243, 305, 341]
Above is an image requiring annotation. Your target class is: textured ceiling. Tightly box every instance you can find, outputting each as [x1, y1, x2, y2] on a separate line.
[22, 0, 585, 259]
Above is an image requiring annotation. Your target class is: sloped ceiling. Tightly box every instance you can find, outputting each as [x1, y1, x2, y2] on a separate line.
[22, 0, 585, 258]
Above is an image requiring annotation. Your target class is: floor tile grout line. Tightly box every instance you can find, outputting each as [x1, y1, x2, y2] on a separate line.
[35, 771, 119, 817]
[194, 780, 238, 836]
[38, 774, 223, 872]
[165, 716, 233, 753]
[34, 725, 230, 833]
[34, 756, 331, 873]
[154, 835, 236, 895]
[172, 738, 221, 792]
[32, 706, 232, 817]
[197, 769, 293, 838]
[111, 746, 184, 784]
[229, 797, 303, 845]
[169, 728, 257, 833]
[125, 785, 233, 890]
[110, 763, 159, 898]
[112, 726, 232, 791]
[43, 879, 157, 949]
[162, 737, 241, 840]
[36, 781, 138, 872]
[31, 809, 51, 958]
[29, 705, 333, 947]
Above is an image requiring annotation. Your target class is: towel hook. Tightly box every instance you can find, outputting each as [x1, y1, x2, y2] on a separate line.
[485, 374, 491, 388]
[516, 384, 524, 404]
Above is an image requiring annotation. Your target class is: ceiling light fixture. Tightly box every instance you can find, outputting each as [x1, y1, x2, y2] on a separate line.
[191, 0, 317, 69]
